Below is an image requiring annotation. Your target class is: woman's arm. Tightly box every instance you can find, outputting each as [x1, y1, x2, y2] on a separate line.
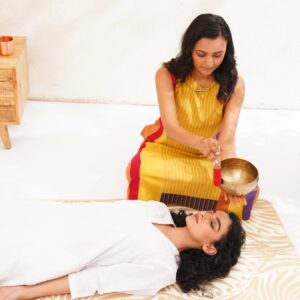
[0, 276, 70, 300]
[219, 77, 245, 161]
[155, 66, 218, 161]
[218, 77, 246, 204]
[69, 262, 174, 298]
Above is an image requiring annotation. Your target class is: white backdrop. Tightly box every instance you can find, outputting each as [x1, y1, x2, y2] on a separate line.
[1, 0, 299, 109]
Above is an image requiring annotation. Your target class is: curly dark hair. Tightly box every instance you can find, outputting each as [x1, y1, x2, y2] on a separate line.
[163, 13, 238, 103]
[171, 210, 245, 293]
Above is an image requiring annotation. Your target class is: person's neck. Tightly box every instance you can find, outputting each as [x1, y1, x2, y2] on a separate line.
[154, 224, 199, 252]
[191, 69, 214, 87]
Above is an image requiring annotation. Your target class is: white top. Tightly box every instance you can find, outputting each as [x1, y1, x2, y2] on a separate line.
[0, 200, 179, 298]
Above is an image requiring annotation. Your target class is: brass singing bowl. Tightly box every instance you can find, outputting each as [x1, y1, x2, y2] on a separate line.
[220, 158, 259, 196]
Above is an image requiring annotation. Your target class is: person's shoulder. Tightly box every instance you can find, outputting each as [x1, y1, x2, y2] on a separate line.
[147, 200, 169, 212]
[226, 76, 245, 103]
[233, 76, 245, 95]
[147, 201, 174, 224]
[155, 66, 173, 80]
[156, 66, 177, 90]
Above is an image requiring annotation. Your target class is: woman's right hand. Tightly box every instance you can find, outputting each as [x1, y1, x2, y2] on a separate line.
[224, 193, 247, 208]
[0, 286, 25, 300]
[198, 138, 220, 162]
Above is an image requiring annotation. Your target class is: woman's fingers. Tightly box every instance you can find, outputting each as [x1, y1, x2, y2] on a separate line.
[231, 196, 239, 207]
[224, 193, 246, 208]
[210, 140, 218, 154]
[201, 138, 219, 162]
[208, 153, 215, 161]
[209, 139, 219, 157]
[224, 193, 228, 202]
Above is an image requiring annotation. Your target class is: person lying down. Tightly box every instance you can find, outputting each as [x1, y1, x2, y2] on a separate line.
[0, 200, 245, 300]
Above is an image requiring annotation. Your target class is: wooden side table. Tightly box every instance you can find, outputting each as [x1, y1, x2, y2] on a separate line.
[0, 36, 29, 149]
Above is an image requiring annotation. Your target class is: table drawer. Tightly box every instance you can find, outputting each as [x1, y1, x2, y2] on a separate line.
[0, 96, 15, 105]
[0, 105, 17, 123]
[0, 69, 13, 81]
[0, 80, 14, 95]
[0, 77, 15, 106]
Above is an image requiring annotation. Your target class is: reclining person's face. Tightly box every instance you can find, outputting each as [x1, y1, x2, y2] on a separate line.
[185, 210, 232, 255]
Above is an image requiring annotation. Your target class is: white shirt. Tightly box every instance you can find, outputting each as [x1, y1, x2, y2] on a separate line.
[0, 200, 179, 298]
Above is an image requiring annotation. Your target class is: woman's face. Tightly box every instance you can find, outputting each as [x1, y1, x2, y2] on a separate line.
[191, 36, 227, 77]
[185, 210, 232, 254]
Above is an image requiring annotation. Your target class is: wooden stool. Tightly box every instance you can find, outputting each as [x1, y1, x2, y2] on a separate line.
[0, 36, 29, 149]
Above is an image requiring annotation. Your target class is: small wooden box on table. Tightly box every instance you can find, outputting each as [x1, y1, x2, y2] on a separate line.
[0, 36, 29, 149]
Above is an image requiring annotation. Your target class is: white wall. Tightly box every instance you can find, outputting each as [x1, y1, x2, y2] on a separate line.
[1, 0, 299, 109]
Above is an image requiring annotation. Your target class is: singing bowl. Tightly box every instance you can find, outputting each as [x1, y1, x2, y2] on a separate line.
[220, 158, 259, 196]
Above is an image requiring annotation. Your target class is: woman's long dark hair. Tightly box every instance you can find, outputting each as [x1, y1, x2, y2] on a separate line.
[171, 210, 245, 293]
[164, 13, 238, 103]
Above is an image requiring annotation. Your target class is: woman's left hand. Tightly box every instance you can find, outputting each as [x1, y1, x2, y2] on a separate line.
[0, 286, 25, 300]
[224, 193, 246, 208]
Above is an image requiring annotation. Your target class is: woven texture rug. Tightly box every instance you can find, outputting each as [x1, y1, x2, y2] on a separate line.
[39, 199, 300, 300]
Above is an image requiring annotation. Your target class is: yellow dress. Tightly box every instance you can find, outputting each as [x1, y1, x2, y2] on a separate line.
[127, 74, 258, 220]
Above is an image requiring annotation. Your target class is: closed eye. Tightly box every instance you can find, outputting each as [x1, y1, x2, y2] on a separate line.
[211, 217, 221, 231]
[211, 221, 217, 231]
